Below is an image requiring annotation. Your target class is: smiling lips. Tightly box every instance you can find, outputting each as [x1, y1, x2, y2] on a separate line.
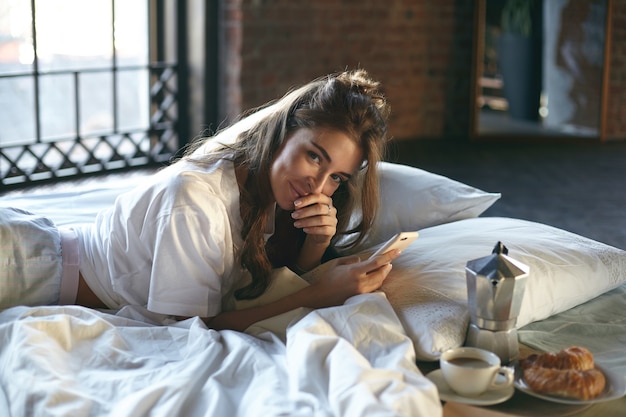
[288, 181, 307, 205]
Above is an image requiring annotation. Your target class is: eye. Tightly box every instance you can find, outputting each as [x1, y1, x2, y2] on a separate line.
[330, 173, 347, 184]
[307, 151, 321, 163]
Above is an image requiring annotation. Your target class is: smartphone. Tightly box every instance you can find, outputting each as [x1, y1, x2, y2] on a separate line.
[368, 231, 419, 259]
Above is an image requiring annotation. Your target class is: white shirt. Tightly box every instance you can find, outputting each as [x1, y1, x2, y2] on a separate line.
[77, 157, 258, 318]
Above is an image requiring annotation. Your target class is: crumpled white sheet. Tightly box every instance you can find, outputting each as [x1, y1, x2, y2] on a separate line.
[0, 293, 441, 417]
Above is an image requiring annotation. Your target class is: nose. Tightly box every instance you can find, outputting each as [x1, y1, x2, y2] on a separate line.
[307, 174, 328, 194]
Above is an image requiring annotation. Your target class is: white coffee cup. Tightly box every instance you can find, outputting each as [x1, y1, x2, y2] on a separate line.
[440, 347, 514, 397]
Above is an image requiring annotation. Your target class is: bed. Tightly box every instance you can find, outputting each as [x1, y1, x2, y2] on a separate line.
[1, 162, 624, 417]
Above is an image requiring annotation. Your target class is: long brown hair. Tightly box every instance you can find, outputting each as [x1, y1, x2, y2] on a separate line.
[185, 69, 390, 299]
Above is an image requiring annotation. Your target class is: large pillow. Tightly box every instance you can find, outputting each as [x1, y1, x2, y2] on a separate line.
[337, 162, 501, 255]
[379, 217, 626, 361]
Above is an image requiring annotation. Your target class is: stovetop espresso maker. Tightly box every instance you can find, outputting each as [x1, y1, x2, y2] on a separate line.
[465, 242, 529, 365]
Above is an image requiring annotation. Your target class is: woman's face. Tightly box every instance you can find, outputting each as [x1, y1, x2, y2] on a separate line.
[270, 128, 363, 211]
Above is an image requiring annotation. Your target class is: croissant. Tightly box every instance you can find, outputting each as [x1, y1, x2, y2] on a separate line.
[520, 346, 606, 400]
[520, 346, 595, 371]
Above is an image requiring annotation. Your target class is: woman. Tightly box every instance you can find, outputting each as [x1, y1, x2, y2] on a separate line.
[0, 69, 400, 332]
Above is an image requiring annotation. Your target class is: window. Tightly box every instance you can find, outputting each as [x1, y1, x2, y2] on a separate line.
[0, 0, 185, 188]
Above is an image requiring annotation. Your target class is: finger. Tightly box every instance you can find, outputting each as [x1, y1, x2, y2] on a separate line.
[326, 198, 334, 215]
[294, 213, 336, 228]
[292, 202, 335, 220]
[366, 262, 393, 279]
[336, 255, 361, 266]
[319, 203, 334, 218]
[355, 249, 401, 274]
[293, 212, 337, 232]
[375, 263, 394, 284]
[359, 263, 393, 293]
[293, 193, 328, 208]
[369, 248, 402, 265]
[294, 194, 334, 212]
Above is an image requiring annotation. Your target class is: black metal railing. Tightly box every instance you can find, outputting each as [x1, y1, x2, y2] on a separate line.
[1, 63, 180, 188]
[0, 0, 191, 190]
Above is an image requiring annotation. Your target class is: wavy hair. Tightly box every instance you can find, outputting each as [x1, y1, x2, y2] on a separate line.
[185, 69, 390, 299]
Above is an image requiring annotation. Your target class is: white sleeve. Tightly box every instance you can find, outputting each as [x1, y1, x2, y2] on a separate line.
[147, 198, 236, 318]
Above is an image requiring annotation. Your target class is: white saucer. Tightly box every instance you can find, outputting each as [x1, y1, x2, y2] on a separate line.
[426, 369, 515, 406]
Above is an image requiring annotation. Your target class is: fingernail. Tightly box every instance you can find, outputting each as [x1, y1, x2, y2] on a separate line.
[294, 200, 302, 206]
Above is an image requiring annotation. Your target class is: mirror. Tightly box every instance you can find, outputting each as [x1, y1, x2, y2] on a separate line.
[471, 0, 610, 140]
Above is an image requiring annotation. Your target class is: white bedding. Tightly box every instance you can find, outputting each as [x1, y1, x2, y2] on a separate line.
[0, 294, 441, 417]
[3, 165, 626, 415]
[0, 166, 456, 416]
[518, 283, 626, 377]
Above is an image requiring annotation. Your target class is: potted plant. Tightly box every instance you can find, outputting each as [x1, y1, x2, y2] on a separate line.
[498, 0, 542, 122]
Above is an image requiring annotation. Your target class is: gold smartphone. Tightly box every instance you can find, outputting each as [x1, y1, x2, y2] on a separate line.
[368, 231, 419, 259]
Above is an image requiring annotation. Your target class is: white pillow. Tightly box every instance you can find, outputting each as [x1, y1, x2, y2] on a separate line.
[380, 217, 626, 361]
[337, 162, 501, 255]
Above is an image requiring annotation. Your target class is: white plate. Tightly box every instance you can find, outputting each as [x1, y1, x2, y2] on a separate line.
[426, 369, 514, 406]
[514, 364, 626, 405]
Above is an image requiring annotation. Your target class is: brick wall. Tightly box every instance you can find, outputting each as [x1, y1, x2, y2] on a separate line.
[222, 0, 474, 141]
[220, 0, 626, 141]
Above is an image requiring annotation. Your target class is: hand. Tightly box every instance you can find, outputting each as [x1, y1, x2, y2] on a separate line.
[204, 250, 401, 332]
[291, 193, 337, 246]
[309, 249, 401, 308]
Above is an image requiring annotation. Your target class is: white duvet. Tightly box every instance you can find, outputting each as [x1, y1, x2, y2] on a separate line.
[0, 167, 444, 416]
[0, 293, 442, 417]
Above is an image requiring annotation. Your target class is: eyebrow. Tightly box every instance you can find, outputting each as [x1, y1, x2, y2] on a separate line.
[311, 142, 353, 180]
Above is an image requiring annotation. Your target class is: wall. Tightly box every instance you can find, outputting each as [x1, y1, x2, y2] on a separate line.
[220, 0, 626, 141]
[220, 0, 474, 141]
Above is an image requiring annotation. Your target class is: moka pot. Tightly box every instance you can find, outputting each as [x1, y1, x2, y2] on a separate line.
[465, 241, 529, 365]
